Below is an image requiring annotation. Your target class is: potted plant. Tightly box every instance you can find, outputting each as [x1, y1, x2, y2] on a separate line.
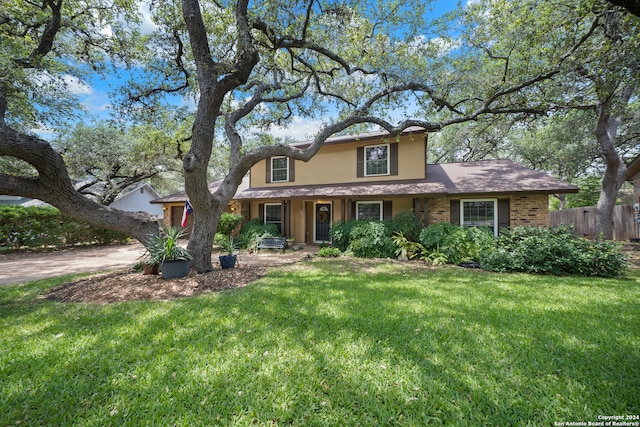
[143, 225, 192, 279]
[218, 235, 237, 269]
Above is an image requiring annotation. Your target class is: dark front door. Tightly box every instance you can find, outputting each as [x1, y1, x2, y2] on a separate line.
[315, 203, 331, 242]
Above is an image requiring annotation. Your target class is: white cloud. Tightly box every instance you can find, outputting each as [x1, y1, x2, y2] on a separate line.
[139, 3, 159, 35]
[265, 116, 325, 142]
[28, 71, 93, 96]
[61, 75, 93, 96]
[405, 34, 461, 57]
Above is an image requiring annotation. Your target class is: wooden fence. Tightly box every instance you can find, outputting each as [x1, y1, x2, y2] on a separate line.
[549, 205, 637, 241]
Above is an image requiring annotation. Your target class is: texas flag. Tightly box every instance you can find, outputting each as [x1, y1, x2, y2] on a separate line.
[181, 200, 193, 228]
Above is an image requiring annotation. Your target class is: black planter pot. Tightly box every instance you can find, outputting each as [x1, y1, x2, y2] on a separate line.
[161, 259, 190, 279]
[219, 255, 237, 269]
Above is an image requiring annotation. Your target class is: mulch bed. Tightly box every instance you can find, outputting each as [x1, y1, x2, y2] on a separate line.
[42, 267, 267, 304]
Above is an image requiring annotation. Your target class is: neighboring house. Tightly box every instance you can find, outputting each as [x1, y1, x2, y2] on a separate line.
[626, 155, 640, 207]
[109, 182, 164, 217]
[0, 195, 31, 205]
[152, 128, 579, 243]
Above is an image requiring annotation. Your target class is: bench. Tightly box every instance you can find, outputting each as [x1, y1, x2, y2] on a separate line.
[256, 237, 287, 252]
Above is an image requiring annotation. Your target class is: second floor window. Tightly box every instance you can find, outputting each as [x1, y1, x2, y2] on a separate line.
[365, 144, 389, 176]
[271, 157, 289, 182]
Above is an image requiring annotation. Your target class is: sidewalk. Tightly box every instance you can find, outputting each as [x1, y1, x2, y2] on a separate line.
[0, 243, 317, 286]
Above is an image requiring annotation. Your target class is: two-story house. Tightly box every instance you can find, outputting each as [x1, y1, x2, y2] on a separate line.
[152, 127, 579, 243]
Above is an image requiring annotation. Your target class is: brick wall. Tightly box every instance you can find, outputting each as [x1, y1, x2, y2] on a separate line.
[427, 197, 450, 224]
[509, 194, 549, 227]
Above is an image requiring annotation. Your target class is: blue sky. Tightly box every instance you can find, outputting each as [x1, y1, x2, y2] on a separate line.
[71, 0, 464, 142]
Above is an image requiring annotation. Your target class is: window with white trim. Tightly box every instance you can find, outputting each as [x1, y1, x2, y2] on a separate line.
[271, 157, 289, 182]
[364, 144, 389, 176]
[461, 199, 498, 236]
[356, 201, 383, 221]
[264, 203, 282, 234]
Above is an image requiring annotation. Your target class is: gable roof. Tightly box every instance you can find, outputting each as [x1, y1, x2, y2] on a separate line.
[150, 177, 251, 204]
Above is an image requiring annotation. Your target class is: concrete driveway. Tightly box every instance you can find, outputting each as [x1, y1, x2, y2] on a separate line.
[0, 243, 147, 286]
[0, 243, 317, 286]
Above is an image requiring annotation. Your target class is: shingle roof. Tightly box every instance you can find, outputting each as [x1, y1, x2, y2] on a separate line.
[152, 159, 578, 203]
[427, 160, 579, 195]
[150, 179, 224, 204]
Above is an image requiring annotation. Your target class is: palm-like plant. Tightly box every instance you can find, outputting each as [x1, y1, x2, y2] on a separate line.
[142, 225, 192, 265]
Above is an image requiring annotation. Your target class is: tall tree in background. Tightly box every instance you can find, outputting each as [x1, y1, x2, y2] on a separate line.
[55, 122, 185, 205]
[436, 0, 640, 239]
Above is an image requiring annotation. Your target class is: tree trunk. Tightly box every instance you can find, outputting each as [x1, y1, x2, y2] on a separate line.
[594, 154, 626, 240]
[593, 95, 629, 240]
[0, 124, 161, 243]
[186, 202, 224, 273]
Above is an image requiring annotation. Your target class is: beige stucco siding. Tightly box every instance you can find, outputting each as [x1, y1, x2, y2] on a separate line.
[251, 133, 426, 188]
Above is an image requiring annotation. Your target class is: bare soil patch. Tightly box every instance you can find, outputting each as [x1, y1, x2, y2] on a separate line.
[43, 267, 267, 304]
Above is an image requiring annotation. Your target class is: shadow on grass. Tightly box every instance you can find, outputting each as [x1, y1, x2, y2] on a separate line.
[1, 259, 639, 425]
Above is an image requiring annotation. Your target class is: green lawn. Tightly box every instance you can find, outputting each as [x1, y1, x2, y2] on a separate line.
[1, 260, 639, 426]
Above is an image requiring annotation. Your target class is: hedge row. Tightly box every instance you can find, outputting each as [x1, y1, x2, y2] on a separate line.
[328, 213, 627, 277]
[0, 205, 129, 250]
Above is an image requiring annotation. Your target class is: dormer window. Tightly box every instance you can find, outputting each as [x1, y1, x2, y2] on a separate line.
[271, 156, 289, 182]
[365, 144, 389, 176]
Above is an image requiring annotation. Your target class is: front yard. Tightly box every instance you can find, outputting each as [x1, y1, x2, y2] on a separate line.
[1, 259, 638, 426]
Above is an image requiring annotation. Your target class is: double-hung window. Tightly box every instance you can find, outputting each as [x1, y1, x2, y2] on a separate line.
[356, 201, 383, 221]
[271, 157, 289, 182]
[364, 144, 389, 176]
[461, 199, 498, 236]
[264, 203, 282, 234]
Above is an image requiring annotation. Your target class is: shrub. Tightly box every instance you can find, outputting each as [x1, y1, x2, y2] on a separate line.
[317, 246, 341, 257]
[217, 212, 243, 236]
[482, 226, 626, 277]
[329, 220, 367, 252]
[0, 205, 128, 250]
[388, 212, 421, 241]
[237, 218, 280, 249]
[391, 231, 425, 261]
[419, 222, 495, 264]
[349, 221, 395, 258]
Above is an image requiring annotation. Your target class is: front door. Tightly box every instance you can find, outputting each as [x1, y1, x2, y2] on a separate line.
[315, 203, 331, 242]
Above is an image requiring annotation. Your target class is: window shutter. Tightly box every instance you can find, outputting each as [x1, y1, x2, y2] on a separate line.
[265, 158, 271, 183]
[258, 203, 265, 222]
[289, 159, 295, 182]
[351, 200, 357, 219]
[356, 147, 364, 177]
[390, 143, 398, 176]
[282, 202, 288, 236]
[498, 199, 510, 232]
[450, 200, 460, 225]
[383, 200, 393, 220]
